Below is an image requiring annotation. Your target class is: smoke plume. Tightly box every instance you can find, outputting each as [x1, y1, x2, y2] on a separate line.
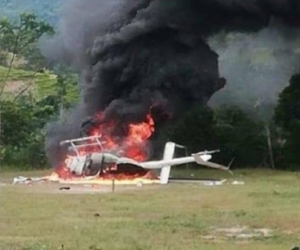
[208, 21, 300, 120]
[42, 0, 300, 166]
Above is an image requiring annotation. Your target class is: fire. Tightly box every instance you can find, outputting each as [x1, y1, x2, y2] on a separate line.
[87, 113, 155, 161]
[53, 113, 158, 184]
[124, 114, 154, 161]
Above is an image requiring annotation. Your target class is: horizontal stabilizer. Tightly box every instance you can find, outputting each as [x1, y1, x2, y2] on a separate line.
[193, 153, 231, 172]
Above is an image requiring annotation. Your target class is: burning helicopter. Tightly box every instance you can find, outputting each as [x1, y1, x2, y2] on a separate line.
[60, 135, 232, 184]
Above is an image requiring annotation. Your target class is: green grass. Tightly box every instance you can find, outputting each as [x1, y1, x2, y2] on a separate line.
[1, 168, 300, 250]
[0, 66, 79, 102]
[0, 66, 56, 98]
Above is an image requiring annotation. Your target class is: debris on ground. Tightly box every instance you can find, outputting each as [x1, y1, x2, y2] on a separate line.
[200, 179, 245, 186]
[201, 179, 227, 186]
[232, 180, 245, 185]
[12, 176, 48, 185]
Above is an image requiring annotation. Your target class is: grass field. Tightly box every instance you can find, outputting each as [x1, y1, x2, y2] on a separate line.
[0, 66, 57, 98]
[0, 65, 79, 103]
[1, 168, 300, 250]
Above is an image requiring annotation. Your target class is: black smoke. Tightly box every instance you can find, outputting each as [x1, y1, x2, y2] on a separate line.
[42, 0, 300, 167]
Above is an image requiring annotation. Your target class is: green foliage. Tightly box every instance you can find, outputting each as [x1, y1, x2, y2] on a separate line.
[0, 97, 57, 168]
[274, 74, 300, 168]
[52, 64, 80, 108]
[162, 105, 268, 168]
[214, 106, 268, 167]
[275, 74, 300, 130]
[0, 12, 79, 169]
[0, 51, 8, 66]
[0, 48, 79, 169]
[0, 100, 32, 146]
[0, 12, 54, 70]
[163, 105, 217, 153]
[0, 65, 80, 168]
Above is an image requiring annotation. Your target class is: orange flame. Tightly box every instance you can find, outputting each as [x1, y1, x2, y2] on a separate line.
[124, 114, 154, 161]
[87, 113, 155, 161]
[54, 113, 156, 181]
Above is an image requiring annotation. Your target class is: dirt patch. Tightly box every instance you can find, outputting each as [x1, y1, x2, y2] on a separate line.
[215, 226, 273, 239]
[2, 80, 35, 95]
[201, 226, 273, 242]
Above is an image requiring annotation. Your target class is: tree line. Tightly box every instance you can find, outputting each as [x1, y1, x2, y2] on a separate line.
[0, 13, 299, 170]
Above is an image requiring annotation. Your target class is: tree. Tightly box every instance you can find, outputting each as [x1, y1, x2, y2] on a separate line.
[213, 106, 267, 168]
[0, 12, 54, 60]
[275, 74, 300, 130]
[0, 97, 57, 168]
[157, 105, 217, 161]
[52, 64, 80, 115]
[0, 100, 32, 147]
[274, 74, 300, 168]
[157, 105, 269, 168]
[0, 13, 80, 168]
[0, 12, 54, 97]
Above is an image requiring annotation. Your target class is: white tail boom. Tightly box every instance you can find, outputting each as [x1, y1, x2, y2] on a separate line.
[139, 142, 230, 185]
